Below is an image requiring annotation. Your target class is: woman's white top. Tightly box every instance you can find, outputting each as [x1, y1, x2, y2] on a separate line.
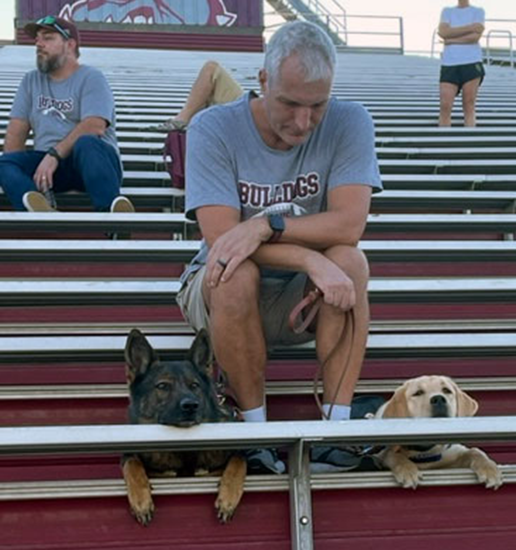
[440, 5, 485, 66]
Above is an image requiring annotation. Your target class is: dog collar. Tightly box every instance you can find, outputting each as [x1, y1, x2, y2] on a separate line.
[409, 443, 451, 464]
[410, 452, 443, 464]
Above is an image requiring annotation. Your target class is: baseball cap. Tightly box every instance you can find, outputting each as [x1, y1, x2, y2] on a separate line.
[24, 16, 80, 48]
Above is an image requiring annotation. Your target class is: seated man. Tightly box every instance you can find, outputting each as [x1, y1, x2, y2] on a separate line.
[150, 60, 244, 132]
[0, 16, 134, 213]
[177, 21, 382, 474]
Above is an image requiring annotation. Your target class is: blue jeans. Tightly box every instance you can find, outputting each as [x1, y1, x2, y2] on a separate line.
[0, 135, 122, 211]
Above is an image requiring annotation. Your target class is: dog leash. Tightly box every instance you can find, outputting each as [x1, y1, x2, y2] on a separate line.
[288, 287, 355, 421]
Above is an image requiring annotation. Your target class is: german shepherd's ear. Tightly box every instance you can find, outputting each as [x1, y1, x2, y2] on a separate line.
[125, 329, 159, 384]
[187, 329, 212, 373]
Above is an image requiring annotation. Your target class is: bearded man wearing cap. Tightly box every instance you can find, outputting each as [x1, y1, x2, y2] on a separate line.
[0, 16, 134, 215]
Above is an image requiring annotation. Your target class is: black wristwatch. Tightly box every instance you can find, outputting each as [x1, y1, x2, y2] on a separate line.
[267, 213, 285, 243]
[47, 146, 62, 163]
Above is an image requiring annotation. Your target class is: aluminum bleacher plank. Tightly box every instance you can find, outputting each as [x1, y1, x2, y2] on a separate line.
[1, 377, 515, 401]
[2, 188, 515, 211]
[0, 213, 514, 234]
[381, 174, 516, 190]
[0, 332, 515, 361]
[0, 417, 515, 455]
[1, 466, 515, 501]
[5, 319, 516, 336]
[0, 239, 513, 262]
[0, 277, 515, 306]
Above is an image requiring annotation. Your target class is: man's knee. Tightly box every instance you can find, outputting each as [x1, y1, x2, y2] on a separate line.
[208, 260, 260, 313]
[202, 60, 221, 79]
[73, 134, 102, 155]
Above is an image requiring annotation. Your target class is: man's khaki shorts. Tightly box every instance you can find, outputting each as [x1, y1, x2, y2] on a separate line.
[209, 64, 244, 106]
[176, 266, 315, 348]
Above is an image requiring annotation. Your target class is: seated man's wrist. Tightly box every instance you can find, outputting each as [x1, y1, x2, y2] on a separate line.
[47, 146, 62, 163]
[255, 216, 274, 242]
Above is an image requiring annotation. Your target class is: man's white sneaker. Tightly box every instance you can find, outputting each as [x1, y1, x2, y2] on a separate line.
[110, 196, 135, 213]
[22, 191, 56, 212]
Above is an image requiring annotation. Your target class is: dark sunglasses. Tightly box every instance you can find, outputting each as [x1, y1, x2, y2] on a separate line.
[36, 16, 71, 40]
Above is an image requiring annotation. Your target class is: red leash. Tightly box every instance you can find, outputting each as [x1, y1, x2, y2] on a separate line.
[288, 288, 355, 420]
[288, 288, 323, 334]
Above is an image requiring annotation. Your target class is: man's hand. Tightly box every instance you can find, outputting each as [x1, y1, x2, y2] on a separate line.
[305, 254, 356, 311]
[33, 154, 59, 192]
[206, 217, 271, 288]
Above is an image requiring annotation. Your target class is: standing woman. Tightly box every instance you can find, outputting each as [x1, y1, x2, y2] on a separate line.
[438, 1, 485, 126]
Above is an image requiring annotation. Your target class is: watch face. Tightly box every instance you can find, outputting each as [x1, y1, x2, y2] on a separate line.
[269, 214, 285, 232]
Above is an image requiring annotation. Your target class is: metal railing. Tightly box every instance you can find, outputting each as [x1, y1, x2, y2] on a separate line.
[0, 417, 515, 550]
[265, 12, 404, 53]
[298, 0, 348, 42]
[486, 29, 514, 68]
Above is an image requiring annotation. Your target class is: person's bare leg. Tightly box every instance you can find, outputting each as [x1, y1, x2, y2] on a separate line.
[462, 78, 481, 127]
[175, 61, 222, 125]
[316, 245, 370, 406]
[439, 82, 459, 126]
[203, 259, 266, 410]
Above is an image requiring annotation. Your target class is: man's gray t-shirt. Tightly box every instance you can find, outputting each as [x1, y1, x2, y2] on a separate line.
[10, 65, 119, 153]
[182, 92, 382, 282]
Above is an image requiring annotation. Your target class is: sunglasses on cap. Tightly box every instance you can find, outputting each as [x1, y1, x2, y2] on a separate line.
[36, 16, 71, 40]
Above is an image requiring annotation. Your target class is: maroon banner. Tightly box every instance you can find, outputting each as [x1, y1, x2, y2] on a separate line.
[17, 0, 262, 29]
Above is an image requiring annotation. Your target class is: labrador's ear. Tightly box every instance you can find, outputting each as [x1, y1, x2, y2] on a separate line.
[452, 381, 479, 417]
[381, 385, 410, 418]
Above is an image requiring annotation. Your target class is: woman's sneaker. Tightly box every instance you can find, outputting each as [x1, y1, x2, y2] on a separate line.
[22, 191, 56, 212]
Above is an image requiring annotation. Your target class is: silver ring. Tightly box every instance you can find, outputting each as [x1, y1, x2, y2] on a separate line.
[42, 176, 47, 180]
[217, 258, 228, 269]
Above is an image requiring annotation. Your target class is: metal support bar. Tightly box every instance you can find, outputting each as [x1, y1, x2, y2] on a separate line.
[289, 440, 313, 550]
[486, 29, 514, 68]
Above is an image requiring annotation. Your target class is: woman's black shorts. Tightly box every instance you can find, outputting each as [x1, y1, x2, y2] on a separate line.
[440, 62, 485, 94]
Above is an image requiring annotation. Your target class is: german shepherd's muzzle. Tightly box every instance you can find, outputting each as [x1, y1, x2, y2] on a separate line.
[122, 329, 246, 525]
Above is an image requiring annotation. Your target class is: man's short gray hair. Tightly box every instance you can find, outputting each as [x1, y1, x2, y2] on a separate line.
[264, 21, 337, 86]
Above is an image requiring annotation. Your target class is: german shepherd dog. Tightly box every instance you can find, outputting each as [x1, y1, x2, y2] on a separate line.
[122, 329, 247, 525]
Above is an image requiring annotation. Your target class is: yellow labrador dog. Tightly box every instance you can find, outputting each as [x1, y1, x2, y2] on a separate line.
[373, 375, 503, 489]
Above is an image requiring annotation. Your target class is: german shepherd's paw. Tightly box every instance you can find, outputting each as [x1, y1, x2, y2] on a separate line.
[128, 488, 155, 526]
[215, 455, 247, 523]
[123, 455, 155, 526]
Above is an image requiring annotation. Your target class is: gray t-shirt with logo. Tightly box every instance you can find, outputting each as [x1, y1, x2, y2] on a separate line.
[10, 65, 119, 154]
[181, 92, 382, 282]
